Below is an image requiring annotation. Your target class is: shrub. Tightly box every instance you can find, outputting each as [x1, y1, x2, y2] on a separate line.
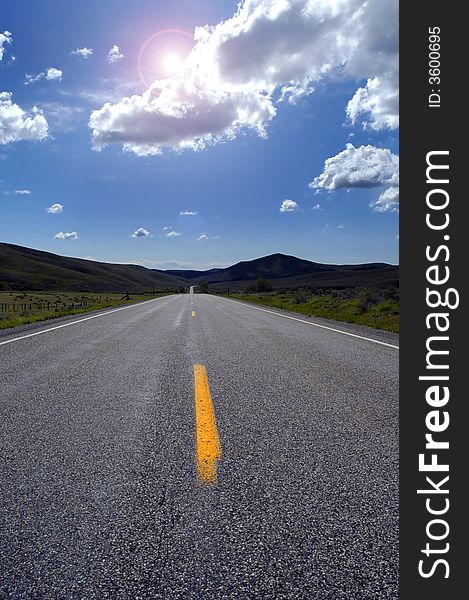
[255, 278, 273, 293]
[293, 289, 309, 304]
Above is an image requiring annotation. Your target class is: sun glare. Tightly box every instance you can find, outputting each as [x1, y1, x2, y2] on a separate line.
[162, 53, 183, 76]
[137, 29, 194, 85]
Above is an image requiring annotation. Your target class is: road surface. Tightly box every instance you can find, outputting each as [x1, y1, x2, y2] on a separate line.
[0, 294, 399, 599]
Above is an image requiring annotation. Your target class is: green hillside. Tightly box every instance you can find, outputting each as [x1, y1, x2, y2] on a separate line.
[0, 243, 186, 292]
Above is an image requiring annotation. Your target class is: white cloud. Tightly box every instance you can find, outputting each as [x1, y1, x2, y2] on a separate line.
[346, 77, 399, 130]
[0, 31, 13, 61]
[279, 199, 298, 213]
[107, 45, 124, 64]
[46, 203, 63, 214]
[337, 224, 345, 229]
[0, 92, 49, 145]
[372, 186, 399, 212]
[310, 143, 399, 212]
[89, 0, 398, 156]
[310, 144, 399, 190]
[54, 231, 78, 240]
[312, 203, 321, 210]
[342, 0, 398, 129]
[196, 233, 219, 241]
[25, 68, 63, 85]
[166, 230, 181, 237]
[71, 47, 93, 59]
[132, 227, 150, 238]
[24, 73, 43, 85]
[179, 210, 198, 216]
[4, 189, 32, 195]
[46, 68, 63, 81]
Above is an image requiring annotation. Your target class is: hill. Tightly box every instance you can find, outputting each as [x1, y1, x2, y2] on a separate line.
[0, 243, 186, 292]
[167, 253, 399, 291]
[184, 253, 336, 283]
[0, 244, 399, 292]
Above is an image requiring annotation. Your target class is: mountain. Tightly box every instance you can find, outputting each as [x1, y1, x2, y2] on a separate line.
[166, 253, 399, 290]
[181, 253, 337, 283]
[0, 243, 186, 292]
[0, 243, 399, 292]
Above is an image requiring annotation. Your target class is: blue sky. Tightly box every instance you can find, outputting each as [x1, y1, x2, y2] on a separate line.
[1, 0, 399, 269]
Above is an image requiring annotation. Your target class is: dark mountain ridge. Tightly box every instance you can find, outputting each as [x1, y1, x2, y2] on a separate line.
[166, 253, 397, 288]
[0, 243, 398, 292]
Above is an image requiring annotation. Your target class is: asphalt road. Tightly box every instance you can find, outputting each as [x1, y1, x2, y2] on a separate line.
[0, 294, 399, 599]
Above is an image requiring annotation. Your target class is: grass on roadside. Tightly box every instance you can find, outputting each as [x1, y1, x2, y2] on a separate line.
[221, 287, 399, 333]
[0, 291, 171, 330]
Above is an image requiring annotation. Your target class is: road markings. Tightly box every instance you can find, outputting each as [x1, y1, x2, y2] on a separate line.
[222, 298, 399, 350]
[192, 310, 196, 317]
[0, 297, 169, 347]
[194, 364, 221, 484]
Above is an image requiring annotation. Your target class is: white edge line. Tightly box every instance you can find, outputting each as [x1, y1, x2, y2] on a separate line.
[0, 296, 170, 347]
[221, 297, 399, 350]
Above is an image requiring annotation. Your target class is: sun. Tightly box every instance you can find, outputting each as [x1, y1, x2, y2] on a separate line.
[137, 29, 194, 85]
[161, 53, 183, 76]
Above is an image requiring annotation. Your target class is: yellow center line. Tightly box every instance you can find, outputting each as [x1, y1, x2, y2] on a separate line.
[192, 310, 196, 317]
[194, 364, 221, 484]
